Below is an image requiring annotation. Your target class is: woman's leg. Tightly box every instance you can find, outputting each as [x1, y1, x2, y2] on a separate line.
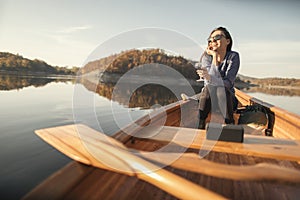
[225, 89, 234, 124]
[198, 86, 211, 129]
[215, 87, 227, 119]
[215, 87, 234, 124]
[198, 86, 211, 120]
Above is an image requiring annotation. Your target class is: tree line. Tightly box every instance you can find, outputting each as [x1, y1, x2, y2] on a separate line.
[0, 52, 79, 75]
[238, 74, 300, 87]
[80, 48, 199, 80]
[0, 75, 74, 91]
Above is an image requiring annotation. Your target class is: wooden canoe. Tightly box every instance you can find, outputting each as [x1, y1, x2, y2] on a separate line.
[23, 89, 300, 200]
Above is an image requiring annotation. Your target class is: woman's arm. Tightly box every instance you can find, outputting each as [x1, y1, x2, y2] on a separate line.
[209, 52, 240, 89]
[223, 52, 240, 89]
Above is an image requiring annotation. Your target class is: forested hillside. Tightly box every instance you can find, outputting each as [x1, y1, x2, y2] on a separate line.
[2, 50, 298, 87]
[238, 74, 300, 87]
[0, 52, 78, 75]
[80, 49, 199, 80]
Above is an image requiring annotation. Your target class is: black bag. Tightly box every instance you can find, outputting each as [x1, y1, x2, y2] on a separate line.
[206, 123, 244, 143]
[236, 104, 268, 126]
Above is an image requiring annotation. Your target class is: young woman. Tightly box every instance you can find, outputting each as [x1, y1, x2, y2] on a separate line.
[197, 27, 240, 129]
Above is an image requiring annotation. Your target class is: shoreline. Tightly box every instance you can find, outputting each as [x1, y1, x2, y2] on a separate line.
[258, 84, 300, 90]
[1, 70, 300, 90]
[0, 71, 77, 79]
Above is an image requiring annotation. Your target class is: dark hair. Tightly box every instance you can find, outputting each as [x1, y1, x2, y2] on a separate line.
[210, 27, 233, 52]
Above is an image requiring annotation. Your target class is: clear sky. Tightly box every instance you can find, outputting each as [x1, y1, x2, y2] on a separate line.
[0, 0, 300, 78]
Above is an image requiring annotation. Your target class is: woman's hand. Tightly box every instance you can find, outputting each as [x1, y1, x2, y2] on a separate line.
[206, 46, 217, 56]
[197, 68, 211, 82]
[206, 46, 219, 66]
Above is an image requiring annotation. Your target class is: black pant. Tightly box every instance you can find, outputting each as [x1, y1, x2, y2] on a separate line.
[198, 85, 236, 123]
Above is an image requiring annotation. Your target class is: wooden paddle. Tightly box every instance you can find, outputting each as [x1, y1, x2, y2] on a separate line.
[36, 124, 300, 185]
[141, 152, 300, 183]
[136, 125, 300, 162]
[35, 124, 225, 200]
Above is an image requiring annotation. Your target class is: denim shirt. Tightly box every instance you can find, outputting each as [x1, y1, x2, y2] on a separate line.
[201, 50, 240, 93]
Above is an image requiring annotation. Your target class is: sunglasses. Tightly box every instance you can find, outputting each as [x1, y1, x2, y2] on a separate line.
[207, 34, 226, 43]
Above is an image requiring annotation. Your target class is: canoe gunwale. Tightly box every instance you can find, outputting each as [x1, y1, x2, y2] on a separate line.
[235, 89, 300, 140]
[24, 89, 300, 200]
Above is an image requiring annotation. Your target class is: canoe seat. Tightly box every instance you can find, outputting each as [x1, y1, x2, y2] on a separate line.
[133, 125, 300, 162]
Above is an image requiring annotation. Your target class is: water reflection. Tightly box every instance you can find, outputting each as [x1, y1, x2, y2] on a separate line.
[79, 75, 202, 109]
[240, 86, 300, 97]
[2, 74, 299, 109]
[0, 74, 75, 91]
[0, 74, 201, 109]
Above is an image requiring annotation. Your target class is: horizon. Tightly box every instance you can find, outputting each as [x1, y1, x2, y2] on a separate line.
[1, 49, 299, 80]
[1, 0, 300, 78]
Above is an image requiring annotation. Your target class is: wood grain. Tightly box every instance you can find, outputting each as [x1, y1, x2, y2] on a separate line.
[36, 124, 300, 184]
[141, 152, 300, 183]
[235, 89, 300, 140]
[22, 162, 93, 200]
[35, 124, 225, 200]
[137, 125, 300, 162]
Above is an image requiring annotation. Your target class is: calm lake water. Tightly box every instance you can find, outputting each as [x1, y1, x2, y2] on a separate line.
[0, 76, 152, 199]
[244, 92, 300, 115]
[0, 75, 299, 199]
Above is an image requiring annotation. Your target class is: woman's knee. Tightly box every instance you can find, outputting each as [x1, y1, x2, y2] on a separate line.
[216, 87, 226, 100]
[200, 86, 210, 99]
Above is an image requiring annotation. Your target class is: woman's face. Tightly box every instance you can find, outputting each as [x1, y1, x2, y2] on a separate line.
[208, 30, 230, 52]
